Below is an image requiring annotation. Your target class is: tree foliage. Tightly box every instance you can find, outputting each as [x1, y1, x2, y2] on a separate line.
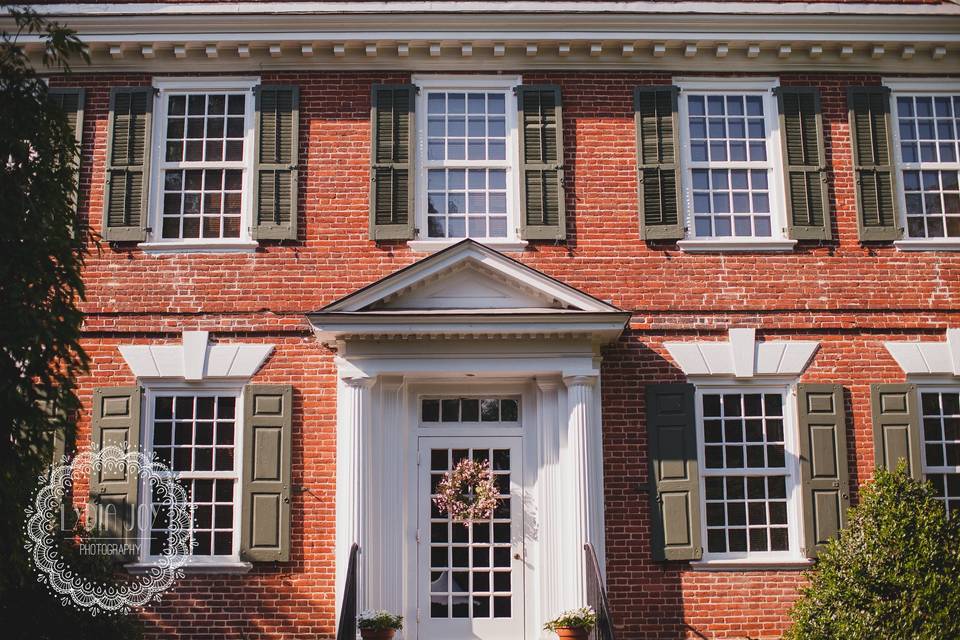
[0, 6, 139, 638]
[786, 464, 960, 640]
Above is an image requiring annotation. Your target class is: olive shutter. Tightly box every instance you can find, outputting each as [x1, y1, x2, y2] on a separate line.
[777, 87, 831, 240]
[89, 386, 142, 560]
[241, 384, 293, 562]
[848, 87, 900, 241]
[797, 384, 850, 557]
[871, 383, 922, 479]
[517, 85, 566, 240]
[369, 84, 415, 240]
[635, 86, 683, 240]
[103, 87, 152, 242]
[254, 85, 299, 241]
[647, 383, 702, 561]
[49, 88, 85, 221]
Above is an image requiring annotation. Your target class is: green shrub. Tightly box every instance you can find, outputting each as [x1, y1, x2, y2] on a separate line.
[544, 606, 597, 632]
[357, 610, 403, 631]
[786, 463, 960, 640]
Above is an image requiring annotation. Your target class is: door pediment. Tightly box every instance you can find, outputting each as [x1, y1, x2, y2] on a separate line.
[308, 240, 629, 343]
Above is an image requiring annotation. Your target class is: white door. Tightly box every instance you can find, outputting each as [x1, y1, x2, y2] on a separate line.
[417, 437, 525, 639]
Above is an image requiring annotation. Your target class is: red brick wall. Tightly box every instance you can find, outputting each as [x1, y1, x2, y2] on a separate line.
[55, 70, 960, 639]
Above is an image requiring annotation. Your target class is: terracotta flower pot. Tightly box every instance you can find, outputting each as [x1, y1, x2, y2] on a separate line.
[359, 629, 396, 640]
[554, 627, 590, 640]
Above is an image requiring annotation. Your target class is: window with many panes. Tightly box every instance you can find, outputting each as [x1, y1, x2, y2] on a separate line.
[145, 391, 240, 560]
[699, 389, 800, 559]
[416, 77, 519, 243]
[679, 80, 784, 241]
[891, 89, 960, 239]
[151, 80, 256, 243]
[920, 388, 960, 518]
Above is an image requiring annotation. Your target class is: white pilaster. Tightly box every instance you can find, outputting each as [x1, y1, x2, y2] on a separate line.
[372, 376, 405, 616]
[336, 374, 376, 624]
[561, 374, 601, 609]
[535, 378, 563, 633]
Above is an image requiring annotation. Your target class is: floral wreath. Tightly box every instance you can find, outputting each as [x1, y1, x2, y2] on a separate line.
[23, 445, 192, 616]
[433, 458, 499, 523]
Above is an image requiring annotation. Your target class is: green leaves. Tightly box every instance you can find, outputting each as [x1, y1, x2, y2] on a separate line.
[786, 463, 960, 640]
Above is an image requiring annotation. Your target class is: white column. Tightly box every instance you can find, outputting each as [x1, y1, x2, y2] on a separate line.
[336, 375, 376, 624]
[375, 376, 405, 616]
[561, 374, 600, 609]
[536, 379, 563, 633]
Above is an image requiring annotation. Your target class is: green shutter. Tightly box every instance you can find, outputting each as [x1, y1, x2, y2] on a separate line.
[848, 87, 900, 241]
[647, 383, 701, 561]
[254, 85, 299, 241]
[49, 88, 85, 220]
[797, 384, 850, 557]
[871, 383, 922, 479]
[103, 87, 152, 242]
[89, 386, 141, 561]
[635, 86, 683, 240]
[369, 84, 415, 240]
[777, 87, 831, 240]
[517, 85, 566, 240]
[241, 384, 293, 562]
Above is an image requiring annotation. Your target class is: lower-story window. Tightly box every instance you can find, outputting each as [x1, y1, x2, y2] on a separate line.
[146, 391, 241, 559]
[699, 389, 799, 559]
[920, 388, 960, 518]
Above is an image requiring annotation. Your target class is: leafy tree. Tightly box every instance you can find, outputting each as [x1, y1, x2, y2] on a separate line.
[0, 6, 140, 638]
[786, 464, 960, 640]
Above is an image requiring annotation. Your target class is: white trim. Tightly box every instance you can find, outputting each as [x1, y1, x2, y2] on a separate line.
[27, 3, 960, 18]
[677, 239, 797, 252]
[146, 76, 259, 247]
[885, 329, 960, 377]
[118, 330, 274, 380]
[126, 561, 253, 574]
[664, 328, 820, 379]
[675, 77, 791, 245]
[894, 240, 960, 252]
[694, 384, 807, 564]
[689, 559, 813, 571]
[886, 79, 960, 243]
[413, 74, 522, 90]
[408, 239, 528, 254]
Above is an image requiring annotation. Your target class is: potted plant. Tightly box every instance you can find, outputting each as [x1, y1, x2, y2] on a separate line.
[544, 606, 598, 640]
[357, 610, 403, 640]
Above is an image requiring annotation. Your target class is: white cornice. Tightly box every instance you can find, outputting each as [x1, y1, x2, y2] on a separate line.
[9, 5, 958, 73]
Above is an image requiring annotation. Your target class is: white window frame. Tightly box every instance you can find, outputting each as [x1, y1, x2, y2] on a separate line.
[141, 77, 260, 253]
[135, 382, 246, 569]
[410, 74, 526, 254]
[916, 384, 960, 517]
[693, 383, 806, 565]
[885, 78, 960, 252]
[675, 77, 796, 253]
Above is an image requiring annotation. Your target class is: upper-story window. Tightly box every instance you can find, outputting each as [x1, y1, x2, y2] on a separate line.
[677, 79, 786, 243]
[698, 387, 801, 561]
[415, 76, 521, 245]
[890, 85, 960, 240]
[150, 78, 257, 244]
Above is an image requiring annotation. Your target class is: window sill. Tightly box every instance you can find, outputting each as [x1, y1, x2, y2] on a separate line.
[126, 561, 253, 574]
[137, 241, 259, 254]
[677, 239, 798, 253]
[408, 239, 529, 254]
[894, 240, 960, 252]
[690, 559, 813, 572]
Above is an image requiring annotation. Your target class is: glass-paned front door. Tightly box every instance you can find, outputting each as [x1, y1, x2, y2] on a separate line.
[418, 437, 524, 639]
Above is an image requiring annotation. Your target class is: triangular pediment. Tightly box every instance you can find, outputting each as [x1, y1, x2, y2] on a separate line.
[317, 240, 621, 314]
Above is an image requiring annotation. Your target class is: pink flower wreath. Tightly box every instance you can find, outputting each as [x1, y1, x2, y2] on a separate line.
[433, 458, 499, 522]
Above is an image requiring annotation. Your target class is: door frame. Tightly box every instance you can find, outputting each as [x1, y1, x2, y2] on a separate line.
[405, 379, 539, 640]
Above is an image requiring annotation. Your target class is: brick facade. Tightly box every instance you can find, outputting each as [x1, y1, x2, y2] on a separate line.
[55, 67, 960, 639]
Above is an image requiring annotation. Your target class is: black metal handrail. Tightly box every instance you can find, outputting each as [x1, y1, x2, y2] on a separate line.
[336, 543, 360, 640]
[584, 543, 617, 640]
